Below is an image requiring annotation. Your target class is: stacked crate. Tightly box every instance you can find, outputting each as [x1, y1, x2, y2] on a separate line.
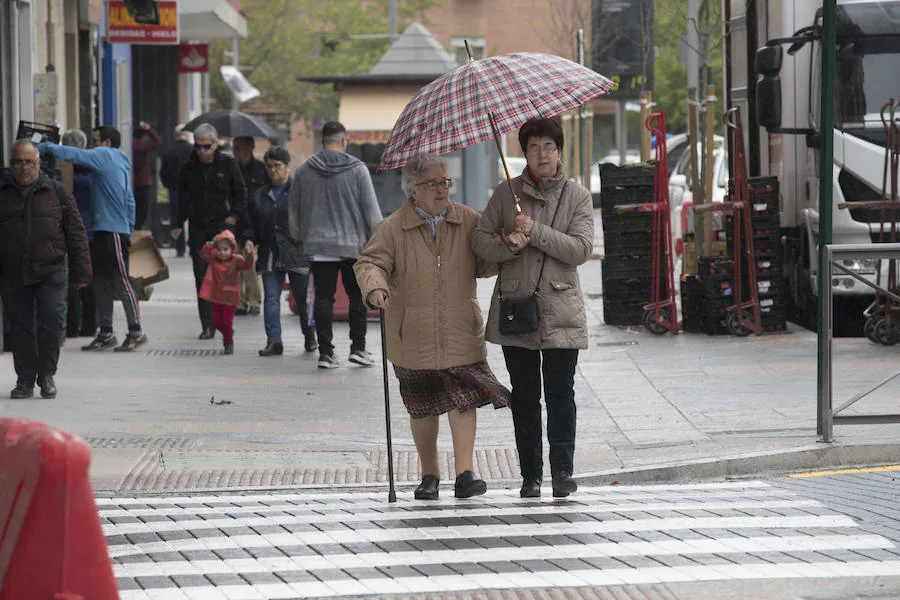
[600, 163, 664, 326]
[720, 176, 786, 333]
[698, 256, 735, 334]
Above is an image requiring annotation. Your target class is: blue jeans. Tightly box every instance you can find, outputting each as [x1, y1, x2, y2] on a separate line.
[261, 270, 314, 344]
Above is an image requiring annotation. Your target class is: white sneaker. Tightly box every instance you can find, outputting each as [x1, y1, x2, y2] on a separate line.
[348, 350, 375, 367]
[317, 354, 340, 369]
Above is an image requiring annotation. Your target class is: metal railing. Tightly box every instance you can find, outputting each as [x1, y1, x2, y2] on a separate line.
[820, 243, 900, 442]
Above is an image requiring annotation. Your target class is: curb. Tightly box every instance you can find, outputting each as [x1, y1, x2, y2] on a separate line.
[577, 441, 900, 485]
[94, 441, 900, 497]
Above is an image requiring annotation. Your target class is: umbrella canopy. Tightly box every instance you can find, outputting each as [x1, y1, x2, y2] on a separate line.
[183, 110, 279, 140]
[378, 52, 615, 171]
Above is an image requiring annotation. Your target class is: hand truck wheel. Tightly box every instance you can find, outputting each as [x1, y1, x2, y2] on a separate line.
[642, 309, 670, 335]
[874, 318, 899, 346]
[864, 316, 882, 343]
[726, 310, 753, 337]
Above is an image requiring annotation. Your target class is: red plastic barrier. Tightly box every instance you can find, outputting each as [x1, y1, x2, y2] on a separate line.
[0, 419, 118, 600]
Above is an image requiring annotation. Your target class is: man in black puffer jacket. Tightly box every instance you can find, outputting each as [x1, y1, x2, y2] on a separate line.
[0, 140, 91, 399]
[171, 124, 247, 339]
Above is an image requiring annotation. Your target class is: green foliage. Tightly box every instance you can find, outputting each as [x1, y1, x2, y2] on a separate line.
[207, 0, 439, 126]
[652, 0, 723, 133]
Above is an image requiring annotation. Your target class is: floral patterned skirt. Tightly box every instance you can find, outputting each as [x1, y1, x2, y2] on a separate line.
[393, 360, 510, 419]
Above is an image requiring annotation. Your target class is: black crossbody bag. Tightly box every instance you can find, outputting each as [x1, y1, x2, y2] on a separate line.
[498, 181, 567, 336]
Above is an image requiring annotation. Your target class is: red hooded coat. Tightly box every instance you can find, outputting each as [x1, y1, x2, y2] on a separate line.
[199, 230, 254, 306]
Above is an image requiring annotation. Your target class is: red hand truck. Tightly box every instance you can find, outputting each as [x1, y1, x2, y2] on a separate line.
[613, 111, 679, 335]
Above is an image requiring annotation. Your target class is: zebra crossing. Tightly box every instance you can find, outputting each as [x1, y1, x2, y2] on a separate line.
[100, 480, 900, 599]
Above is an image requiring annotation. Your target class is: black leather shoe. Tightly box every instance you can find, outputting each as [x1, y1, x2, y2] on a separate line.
[520, 476, 542, 498]
[259, 342, 283, 357]
[10, 383, 34, 399]
[454, 470, 487, 499]
[552, 472, 578, 498]
[223, 342, 234, 355]
[198, 328, 216, 340]
[414, 474, 440, 500]
[304, 335, 318, 353]
[234, 306, 249, 316]
[38, 375, 57, 399]
[248, 306, 260, 315]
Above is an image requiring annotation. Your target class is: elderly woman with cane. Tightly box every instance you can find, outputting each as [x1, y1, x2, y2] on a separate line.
[472, 117, 594, 499]
[354, 154, 509, 500]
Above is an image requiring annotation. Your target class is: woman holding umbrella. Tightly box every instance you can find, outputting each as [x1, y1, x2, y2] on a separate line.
[354, 154, 509, 500]
[471, 117, 594, 499]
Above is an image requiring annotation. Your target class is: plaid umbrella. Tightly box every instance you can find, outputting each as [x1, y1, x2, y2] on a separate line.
[378, 52, 615, 172]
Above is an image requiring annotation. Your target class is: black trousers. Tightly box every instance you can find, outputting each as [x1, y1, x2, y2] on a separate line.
[502, 346, 579, 480]
[189, 237, 214, 331]
[1, 270, 66, 385]
[92, 231, 142, 334]
[134, 185, 151, 231]
[310, 259, 366, 356]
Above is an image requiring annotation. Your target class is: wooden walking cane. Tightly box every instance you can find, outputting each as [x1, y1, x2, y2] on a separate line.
[380, 308, 397, 503]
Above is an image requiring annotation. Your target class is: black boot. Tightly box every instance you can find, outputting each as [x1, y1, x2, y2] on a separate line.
[454, 470, 487, 499]
[414, 475, 439, 500]
[223, 342, 234, 355]
[37, 375, 57, 399]
[258, 342, 283, 357]
[552, 472, 578, 498]
[520, 476, 542, 498]
[198, 327, 215, 340]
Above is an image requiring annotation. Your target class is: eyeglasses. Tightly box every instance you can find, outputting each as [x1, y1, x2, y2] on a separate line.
[525, 143, 559, 156]
[194, 143, 214, 150]
[265, 162, 286, 171]
[10, 159, 37, 168]
[416, 177, 452, 191]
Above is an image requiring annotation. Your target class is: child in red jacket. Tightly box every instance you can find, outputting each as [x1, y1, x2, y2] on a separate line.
[199, 230, 256, 354]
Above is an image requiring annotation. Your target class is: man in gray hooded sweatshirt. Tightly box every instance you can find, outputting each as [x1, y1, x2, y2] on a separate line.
[289, 121, 382, 369]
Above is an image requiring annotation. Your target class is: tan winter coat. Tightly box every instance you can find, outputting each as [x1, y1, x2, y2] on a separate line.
[471, 167, 593, 350]
[354, 200, 495, 370]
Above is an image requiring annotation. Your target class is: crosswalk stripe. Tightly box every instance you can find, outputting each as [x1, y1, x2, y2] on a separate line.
[116, 560, 900, 599]
[97, 498, 817, 522]
[95, 481, 773, 506]
[111, 534, 891, 577]
[104, 514, 858, 549]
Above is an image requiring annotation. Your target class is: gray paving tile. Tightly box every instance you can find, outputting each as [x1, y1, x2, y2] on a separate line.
[135, 575, 176, 589]
[116, 577, 141, 591]
[170, 574, 209, 587]
[146, 551, 182, 562]
[115, 553, 154, 564]
[377, 565, 421, 578]
[412, 563, 457, 577]
[274, 570, 319, 583]
[212, 547, 253, 560]
[158, 530, 194, 542]
[241, 571, 282, 585]
[478, 560, 530, 573]
[125, 532, 161, 544]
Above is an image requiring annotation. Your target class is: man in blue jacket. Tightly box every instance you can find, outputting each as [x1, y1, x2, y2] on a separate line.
[38, 125, 148, 352]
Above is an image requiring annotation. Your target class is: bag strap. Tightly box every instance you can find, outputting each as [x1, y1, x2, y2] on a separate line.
[499, 179, 569, 299]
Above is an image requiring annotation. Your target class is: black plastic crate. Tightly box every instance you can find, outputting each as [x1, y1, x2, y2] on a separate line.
[698, 256, 734, 277]
[747, 175, 779, 195]
[602, 211, 654, 233]
[602, 300, 646, 326]
[602, 255, 654, 279]
[750, 214, 780, 230]
[17, 120, 60, 144]
[701, 314, 728, 335]
[750, 196, 779, 216]
[600, 162, 656, 188]
[682, 313, 705, 334]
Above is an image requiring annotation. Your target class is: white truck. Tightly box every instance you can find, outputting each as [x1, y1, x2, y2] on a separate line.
[725, 0, 900, 328]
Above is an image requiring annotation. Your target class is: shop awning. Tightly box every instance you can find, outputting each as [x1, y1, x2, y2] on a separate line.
[179, 0, 247, 41]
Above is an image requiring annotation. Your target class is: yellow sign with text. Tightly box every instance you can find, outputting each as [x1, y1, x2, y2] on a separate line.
[108, 1, 178, 45]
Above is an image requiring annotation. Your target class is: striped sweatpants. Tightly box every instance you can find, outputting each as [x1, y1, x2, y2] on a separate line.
[92, 231, 142, 335]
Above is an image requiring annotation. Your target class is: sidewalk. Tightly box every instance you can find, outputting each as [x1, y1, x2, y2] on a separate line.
[1, 245, 898, 493]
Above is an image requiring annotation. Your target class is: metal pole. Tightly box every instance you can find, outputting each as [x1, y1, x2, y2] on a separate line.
[231, 37, 239, 111]
[820, 245, 834, 442]
[389, 0, 398, 41]
[578, 28, 586, 187]
[616, 101, 627, 164]
[816, 0, 836, 437]
[203, 72, 210, 113]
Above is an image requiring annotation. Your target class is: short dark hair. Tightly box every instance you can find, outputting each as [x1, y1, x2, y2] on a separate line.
[321, 121, 346, 145]
[97, 125, 122, 149]
[234, 136, 255, 149]
[264, 146, 291, 165]
[518, 118, 564, 155]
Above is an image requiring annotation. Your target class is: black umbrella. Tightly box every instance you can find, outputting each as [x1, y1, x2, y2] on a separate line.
[183, 110, 279, 140]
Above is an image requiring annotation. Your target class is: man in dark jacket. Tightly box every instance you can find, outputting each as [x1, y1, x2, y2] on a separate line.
[0, 140, 91, 399]
[132, 121, 161, 231]
[243, 146, 316, 356]
[159, 124, 192, 257]
[172, 123, 248, 339]
[233, 136, 267, 316]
